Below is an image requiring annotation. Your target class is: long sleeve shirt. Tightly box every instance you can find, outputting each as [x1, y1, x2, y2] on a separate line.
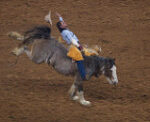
[59, 17, 80, 47]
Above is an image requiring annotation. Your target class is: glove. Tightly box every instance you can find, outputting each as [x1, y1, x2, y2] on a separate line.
[78, 45, 83, 51]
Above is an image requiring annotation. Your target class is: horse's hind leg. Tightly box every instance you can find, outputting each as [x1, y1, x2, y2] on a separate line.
[12, 45, 26, 56]
[24, 47, 33, 60]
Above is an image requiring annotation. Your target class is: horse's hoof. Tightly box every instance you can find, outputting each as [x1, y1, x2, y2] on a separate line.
[72, 96, 79, 101]
[12, 48, 20, 56]
[80, 100, 91, 106]
[12, 47, 24, 56]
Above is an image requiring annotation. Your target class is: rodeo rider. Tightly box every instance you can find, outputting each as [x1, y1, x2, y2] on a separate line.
[55, 12, 87, 81]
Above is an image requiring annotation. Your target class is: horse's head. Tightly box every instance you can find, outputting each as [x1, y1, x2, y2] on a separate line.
[102, 58, 118, 85]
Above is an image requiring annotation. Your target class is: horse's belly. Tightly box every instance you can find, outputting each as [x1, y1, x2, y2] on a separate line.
[54, 60, 77, 75]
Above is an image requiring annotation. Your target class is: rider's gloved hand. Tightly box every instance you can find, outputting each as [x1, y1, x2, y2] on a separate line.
[78, 45, 83, 51]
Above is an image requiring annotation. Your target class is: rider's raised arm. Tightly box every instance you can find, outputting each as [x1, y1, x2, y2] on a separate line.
[56, 12, 64, 22]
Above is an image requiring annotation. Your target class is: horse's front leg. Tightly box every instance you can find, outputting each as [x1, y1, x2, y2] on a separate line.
[69, 73, 91, 106]
[69, 75, 79, 101]
[76, 81, 91, 106]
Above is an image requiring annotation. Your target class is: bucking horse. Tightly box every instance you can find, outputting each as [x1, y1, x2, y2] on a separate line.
[8, 25, 118, 106]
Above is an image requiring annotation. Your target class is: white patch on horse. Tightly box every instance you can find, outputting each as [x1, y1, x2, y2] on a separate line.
[105, 65, 118, 84]
[77, 91, 91, 106]
[101, 66, 105, 74]
[72, 96, 79, 101]
[68, 84, 76, 97]
[111, 65, 118, 84]
[106, 77, 113, 84]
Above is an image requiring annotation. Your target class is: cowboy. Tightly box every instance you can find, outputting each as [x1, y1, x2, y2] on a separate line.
[55, 12, 87, 81]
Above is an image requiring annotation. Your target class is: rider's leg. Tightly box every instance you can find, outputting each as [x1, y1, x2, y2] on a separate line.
[76, 60, 86, 80]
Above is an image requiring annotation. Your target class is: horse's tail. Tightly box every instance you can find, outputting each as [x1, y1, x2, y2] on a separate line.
[8, 25, 51, 56]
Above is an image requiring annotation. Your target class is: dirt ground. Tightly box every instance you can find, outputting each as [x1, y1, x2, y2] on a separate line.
[0, 0, 150, 122]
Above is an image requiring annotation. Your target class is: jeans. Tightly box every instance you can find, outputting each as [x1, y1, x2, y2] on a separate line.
[76, 60, 86, 80]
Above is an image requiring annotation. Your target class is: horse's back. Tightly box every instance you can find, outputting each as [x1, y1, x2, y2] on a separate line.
[31, 38, 68, 64]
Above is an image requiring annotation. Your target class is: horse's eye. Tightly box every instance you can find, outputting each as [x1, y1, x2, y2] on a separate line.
[104, 70, 112, 77]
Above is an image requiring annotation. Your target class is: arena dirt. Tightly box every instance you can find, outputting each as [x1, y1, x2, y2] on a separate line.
[0, 0, 150, 121]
